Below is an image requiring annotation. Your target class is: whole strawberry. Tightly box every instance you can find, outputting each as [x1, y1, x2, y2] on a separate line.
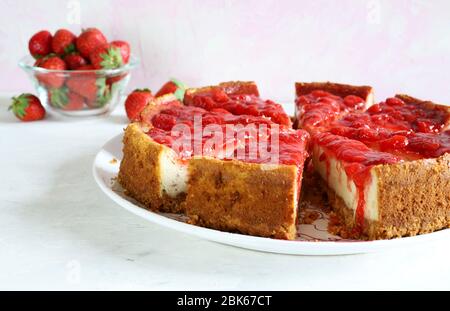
[64, 53, 88, 70]
[76, 28, 107, 59]
[155, 79, 187, 100]
[66, 65, 110, 107]
[125, 89, 153, 121]
[86, 83, 111, 108]
[48, 87, 85, 111]
[29, 30, 53, 59]
[89, 42, 129, 69]
[111, 40, 130, 64]
[64, 92, 85, 110]
[52, 29, 76, 55]
[37, 55, 67, 88]
[65, 92, 85, 110]
[9, 93, 46, 121]
[66, 69, 97, 101]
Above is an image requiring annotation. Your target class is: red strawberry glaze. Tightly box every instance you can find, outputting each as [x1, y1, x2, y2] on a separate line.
[314, 132, 400, 230]
[304, 92, 450, 233]
[185, 87, 293, 127]
[406, 131, 450, 158]
[144, 102, 309, 167]
[328, 97, 450, 160]
[295, 90, 366, 129]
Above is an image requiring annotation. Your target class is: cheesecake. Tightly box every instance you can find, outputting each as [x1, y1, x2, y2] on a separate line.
[296, 82, 450, 239]
[295, 82, 374, 131]
[119, 82, 309, 239]
[118, 79, 449, 241]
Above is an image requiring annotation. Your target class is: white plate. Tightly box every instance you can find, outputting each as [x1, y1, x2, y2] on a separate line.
[93, 133, 450, 255]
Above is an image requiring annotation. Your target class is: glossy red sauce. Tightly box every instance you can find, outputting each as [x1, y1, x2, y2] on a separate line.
[314, 132, 400, 229]
[295, 90, 366, 129]
[145, 101, 309, 167]
[186, 87, 293, 127]
[329, 97, 450, 159]
[302, 92, 449, 232]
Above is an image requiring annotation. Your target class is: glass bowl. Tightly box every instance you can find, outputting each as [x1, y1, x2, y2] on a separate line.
[19, 55, 139, 118]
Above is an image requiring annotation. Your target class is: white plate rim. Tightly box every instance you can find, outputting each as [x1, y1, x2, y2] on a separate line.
[92, 133, 450, 255]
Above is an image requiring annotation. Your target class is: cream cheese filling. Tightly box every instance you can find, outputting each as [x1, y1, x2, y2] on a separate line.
[312, 145, 379, 221]
[159, 147, 188, 197]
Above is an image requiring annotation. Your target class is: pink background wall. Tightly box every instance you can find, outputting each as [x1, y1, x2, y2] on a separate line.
[0, 0, 449, 103]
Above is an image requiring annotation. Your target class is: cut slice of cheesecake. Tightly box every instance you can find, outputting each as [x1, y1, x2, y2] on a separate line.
[118, 95, 189, 214]
[295, 82, 374, 131]
[296, 82, 450, 239]
[119, 82, 310, 239]
[312, 132, 450, 239]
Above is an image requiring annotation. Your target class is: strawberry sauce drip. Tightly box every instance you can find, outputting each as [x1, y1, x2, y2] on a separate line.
[314, 132, 400, 230]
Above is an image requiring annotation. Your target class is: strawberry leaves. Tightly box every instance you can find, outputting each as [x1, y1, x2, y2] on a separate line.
[95, 78, 111, 107]
[99, 46, 123, 69]
[171, 78, 187, 101]
[9, 94, 31, 118]
[49, 87, 69, 108]
[63, 43, 76, 56]
[171, 78, 187, 90]
[174, 88, 185, 101]
[9, 93, 45, 121]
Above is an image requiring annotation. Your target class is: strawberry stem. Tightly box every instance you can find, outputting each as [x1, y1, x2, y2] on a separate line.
[100, 47, 123, 69]
[9, 94, 30, 118]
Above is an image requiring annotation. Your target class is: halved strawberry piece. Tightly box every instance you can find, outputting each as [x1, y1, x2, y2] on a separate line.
[385, 97, 405, 107]
[367, 103, 382, 114]
[378, 135, 409, 151]
[151, 113, 177, 131]
[416, 120, 440, 133]
[343, 95, 365, 109]
[211, 88, 228, 102]
[408, 134, 440, 152]
[210, 108, 232, 115]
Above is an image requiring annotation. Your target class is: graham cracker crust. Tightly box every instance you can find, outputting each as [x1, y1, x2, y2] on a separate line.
[117, 123, 186, 214]
[186, 158, 299, 240]
[324, 154, 450, 240]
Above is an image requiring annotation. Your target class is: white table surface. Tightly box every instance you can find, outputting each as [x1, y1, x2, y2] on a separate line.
[1, 94, 449, 291]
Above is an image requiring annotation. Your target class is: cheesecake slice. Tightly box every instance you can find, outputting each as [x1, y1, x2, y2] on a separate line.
[118, 95, 189, 214]
[295, 82, 374, 131]
[296, 82, 450, 239]
[119, 82, 309, 239]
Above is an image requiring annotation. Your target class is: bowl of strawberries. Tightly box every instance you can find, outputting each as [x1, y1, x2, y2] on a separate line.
[19, 27, 138, 117]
